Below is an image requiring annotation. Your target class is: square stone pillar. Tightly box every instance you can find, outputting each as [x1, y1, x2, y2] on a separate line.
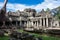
[50, 19, 53, 27]
[51, 21, 52, 27]
[35, 21, 36, 26]
[27, 21, 30, 27]
[43, 18, 45, 27]
[37, 21, 38, 27]
[31, 21, 33, 26]
[27, 21, 29, 28]
[24, 21, 26, 27]
[29, 21, 31, 27]
[20, 21, 21, 26]
[40, 18, 42, 26]
[46, 18, 48, 27]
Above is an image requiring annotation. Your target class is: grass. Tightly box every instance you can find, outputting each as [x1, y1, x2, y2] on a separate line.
[0, 36, 9, 40]
[42, 35, 60, 40]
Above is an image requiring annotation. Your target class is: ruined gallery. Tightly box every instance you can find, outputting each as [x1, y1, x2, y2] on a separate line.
[7, 8, 60, 31]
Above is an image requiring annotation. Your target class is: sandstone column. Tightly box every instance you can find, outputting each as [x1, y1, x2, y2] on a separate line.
[27, 21, 29, 27]
[50, 19, 53, 27]
[35, 21, 36, 26]
[24, 21, 27, 26]
[36, 21, 37, 28]
[20, 21, 21, 26]
[43, 18, 45, 27]
[31, 21, 33, 26]
[46, 18, 48, 27]
[40, 18, 42, 26]
[29, 21, 31, 27]
[51, 21, 52, 27]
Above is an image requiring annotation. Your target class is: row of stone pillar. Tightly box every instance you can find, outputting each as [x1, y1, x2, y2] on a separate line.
[14, 18, 51, 28]
[12, 18, 49, 28]
[2, 18, 49, 28]
[31, 18, 49, 27]
[26, 18, 49, 28]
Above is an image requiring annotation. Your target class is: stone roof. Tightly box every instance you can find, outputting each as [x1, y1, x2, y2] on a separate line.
[24, 8, 36, 13]
[8, 11, 20, 17]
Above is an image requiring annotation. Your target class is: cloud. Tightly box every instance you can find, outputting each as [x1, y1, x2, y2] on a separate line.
[35, 0, 60, 11]
[7, 3, 36, 12]
[0, 0, 60, 12]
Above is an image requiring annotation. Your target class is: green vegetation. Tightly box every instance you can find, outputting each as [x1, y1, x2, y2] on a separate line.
[54, 6, 60, 20]
[42, 35, 60, 40]
[0, 35, 60, 40]
[0, 36, 9, 40]
[0, 29, 60, 40]
[46, 8, 50, 12]
[17, 29, 60, 40]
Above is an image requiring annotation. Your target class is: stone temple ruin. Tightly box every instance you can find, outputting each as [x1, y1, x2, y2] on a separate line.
[0, 0, 60, 40]
[7, 8, 60, 31]
[0, 0, 60, 32]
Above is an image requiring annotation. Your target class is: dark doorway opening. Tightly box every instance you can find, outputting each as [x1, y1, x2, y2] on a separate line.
[12, 21, 16, 26]
[0, 22, 3, 26]
[5, 21, 10, 26]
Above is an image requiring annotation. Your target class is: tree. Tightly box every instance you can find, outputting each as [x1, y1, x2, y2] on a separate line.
[54, 8, 60, 20]
[46, 8, 50, 12]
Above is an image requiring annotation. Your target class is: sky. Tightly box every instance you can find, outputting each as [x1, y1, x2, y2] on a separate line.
[0, 0, 60, 12]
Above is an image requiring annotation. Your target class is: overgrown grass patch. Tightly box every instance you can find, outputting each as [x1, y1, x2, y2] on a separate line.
[42, 35, 60, 40]
[0, 36, 9, 40]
